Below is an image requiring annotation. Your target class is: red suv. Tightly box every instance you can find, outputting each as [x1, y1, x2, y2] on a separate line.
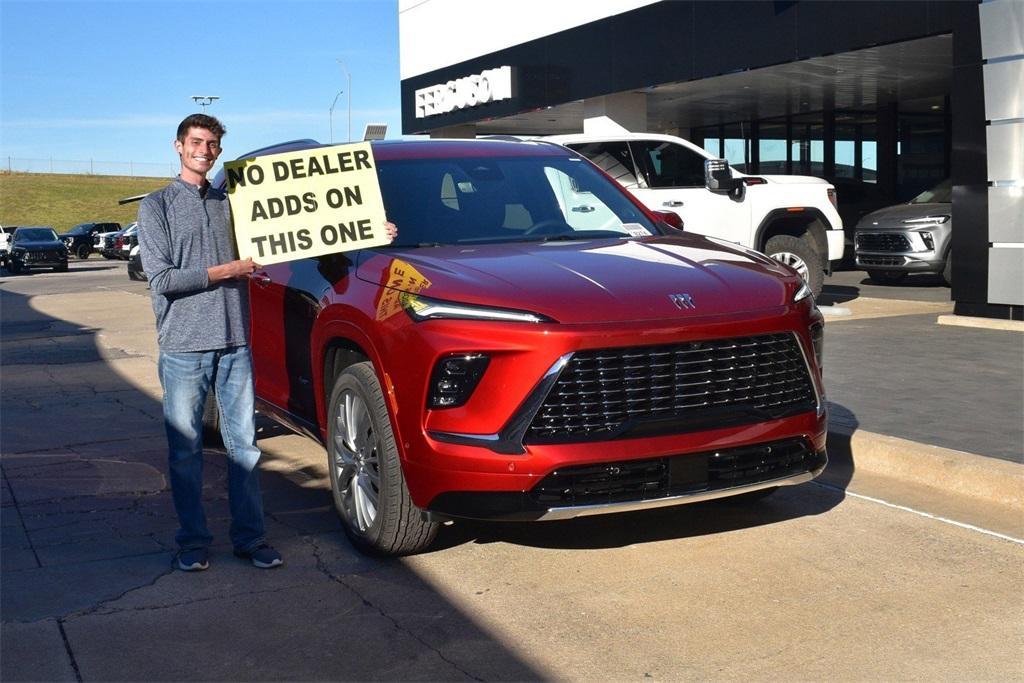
[213, 139, 827, 555]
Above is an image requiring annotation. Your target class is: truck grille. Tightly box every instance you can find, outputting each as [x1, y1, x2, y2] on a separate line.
[529, 438, 821, 507]
[857, 233, 911, 252]
[526, 333, 817, 442]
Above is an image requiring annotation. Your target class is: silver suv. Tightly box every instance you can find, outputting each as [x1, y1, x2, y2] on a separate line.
[854, 179, 952, 286]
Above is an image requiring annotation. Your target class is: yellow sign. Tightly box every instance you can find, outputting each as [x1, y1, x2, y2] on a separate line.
[376, 259, 433, 321]
[224, 143, 389, 265]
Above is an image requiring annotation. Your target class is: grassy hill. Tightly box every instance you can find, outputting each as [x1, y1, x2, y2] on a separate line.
[0, 172, 172, 232]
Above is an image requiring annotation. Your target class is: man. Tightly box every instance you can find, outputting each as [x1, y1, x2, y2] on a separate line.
[139, 113, 281, 571]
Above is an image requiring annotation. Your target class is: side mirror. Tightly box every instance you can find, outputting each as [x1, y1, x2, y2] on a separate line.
[704, 159, 743, 198]
[652, 210, 684, 231]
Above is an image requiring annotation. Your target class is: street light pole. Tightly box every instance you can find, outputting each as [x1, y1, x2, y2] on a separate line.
[329, 90, 344, 143]
[336, 59, 351, 142]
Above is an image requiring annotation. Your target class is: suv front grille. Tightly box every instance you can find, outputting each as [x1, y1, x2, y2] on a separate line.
[857, 233, 911, 252]
[530, 438, 821, 507]
[526, 333, 817, 443]
[858, 255, 907, 267]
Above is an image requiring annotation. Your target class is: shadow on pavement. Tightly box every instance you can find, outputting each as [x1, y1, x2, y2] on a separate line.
[0, 286, 543, 681]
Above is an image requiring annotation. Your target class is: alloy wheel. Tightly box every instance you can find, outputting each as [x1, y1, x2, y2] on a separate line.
[332, 390, 381, 533]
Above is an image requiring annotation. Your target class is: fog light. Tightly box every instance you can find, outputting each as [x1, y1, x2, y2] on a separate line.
[809, 322, 824, 369]
[428, 354, 490, 409]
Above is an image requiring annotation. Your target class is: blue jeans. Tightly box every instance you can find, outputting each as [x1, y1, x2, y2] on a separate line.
[158, 346, 266, 553]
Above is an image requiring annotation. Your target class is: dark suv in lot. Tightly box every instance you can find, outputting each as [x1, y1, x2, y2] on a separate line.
[61, 222, 120, 259]
[208, 139, 827, 555]
[7, 227, 69, 273]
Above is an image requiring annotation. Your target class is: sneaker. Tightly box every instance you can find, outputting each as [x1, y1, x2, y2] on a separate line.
[234, 544, 283, 569]
[175, 547, 210, 572]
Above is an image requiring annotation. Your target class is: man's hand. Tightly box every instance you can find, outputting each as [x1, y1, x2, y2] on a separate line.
[208, 257, 261, 284]
[385, 221, 398, 242]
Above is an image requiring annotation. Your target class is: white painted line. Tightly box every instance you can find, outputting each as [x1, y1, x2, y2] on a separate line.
[813, 482, 1024, 545]
[818, 305, 851, 316]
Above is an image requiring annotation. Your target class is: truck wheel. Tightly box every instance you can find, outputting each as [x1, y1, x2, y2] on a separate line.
[327, 362, 438, 556]
[76, 244, 90, 259]
[765, 235, 823, 297]
[201, 387, 223, 447]
[54, 262, 68, 272]
[9, 260, 22, 274]
[866, 270, 908, 285]
[942, 252, 952, 287]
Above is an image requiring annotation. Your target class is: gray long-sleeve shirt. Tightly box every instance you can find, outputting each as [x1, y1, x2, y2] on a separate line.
[138, 178, 250, 352]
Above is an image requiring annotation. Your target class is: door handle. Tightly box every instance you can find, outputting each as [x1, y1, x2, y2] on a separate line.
[572, 205, 596, 213]
[252, 272, 272, 287]
[662, 200, 685, 207]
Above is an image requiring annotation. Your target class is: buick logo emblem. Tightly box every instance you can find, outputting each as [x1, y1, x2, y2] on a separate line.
[669, 293, 696, 310]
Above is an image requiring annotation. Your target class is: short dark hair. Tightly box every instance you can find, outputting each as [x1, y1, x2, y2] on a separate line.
[176, 114, 226, 142]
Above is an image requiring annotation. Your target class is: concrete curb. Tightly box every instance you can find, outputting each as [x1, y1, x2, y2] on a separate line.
[937, 314, 1024, 333]
[831, 428, 1024, 512]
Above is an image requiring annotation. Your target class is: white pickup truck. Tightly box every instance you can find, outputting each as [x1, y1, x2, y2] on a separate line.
[0, 225, 17, 268]
[545, 132, 844, 296]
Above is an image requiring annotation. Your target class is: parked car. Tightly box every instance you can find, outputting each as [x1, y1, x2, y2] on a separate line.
[854, 179, 952, 285]
[117, 223, 139, 260]
[127, 243, 147, 281]
[544, 132, 845, 296]
[7, 227, 69, 273]
[95, 229, 120, 258]
[203, 138, 827, 556]
[61, 222, 120, 259]
[0, 225, 20, 268]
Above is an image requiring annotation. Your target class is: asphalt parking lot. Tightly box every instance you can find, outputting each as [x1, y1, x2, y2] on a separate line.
[1, 259, 1022, 681]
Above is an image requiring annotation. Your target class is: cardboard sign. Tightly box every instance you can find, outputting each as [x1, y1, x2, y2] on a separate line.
[224, 143, 388, 265]
[376, 258, 433, 321]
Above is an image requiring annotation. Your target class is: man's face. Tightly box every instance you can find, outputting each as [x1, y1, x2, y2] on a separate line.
[174, 127, 222, 180]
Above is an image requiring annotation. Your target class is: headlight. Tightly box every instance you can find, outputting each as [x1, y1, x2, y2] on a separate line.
[902, 215, 949, 226]
[428, 354, 490, 408]
[401, 293, 555, 323]
[793, 280, 813, 303]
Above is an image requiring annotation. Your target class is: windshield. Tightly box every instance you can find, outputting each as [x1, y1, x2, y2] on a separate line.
[377, 155, 657, 247]
[68, 224, 93, 235]
[910, 178, 951, 204]
[16, 228, 58, 241]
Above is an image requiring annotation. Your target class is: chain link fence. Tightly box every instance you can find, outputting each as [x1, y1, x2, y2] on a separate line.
[4, 157, 176, 178]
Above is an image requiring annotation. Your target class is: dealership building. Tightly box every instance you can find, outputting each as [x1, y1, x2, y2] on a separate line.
[399, 0, 1023, 321]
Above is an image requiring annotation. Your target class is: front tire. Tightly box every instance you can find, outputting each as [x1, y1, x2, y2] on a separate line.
[866, 269, 908, 285]
[76, 244, 90, 259]
[942, 251, 952, 287]
[327, 362, 438, 556]
[764, 234, 824, 297]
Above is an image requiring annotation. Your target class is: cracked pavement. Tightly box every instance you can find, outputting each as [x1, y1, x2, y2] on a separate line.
[3, 262, 1022, 682]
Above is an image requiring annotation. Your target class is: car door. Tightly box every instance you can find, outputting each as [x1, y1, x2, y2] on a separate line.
[249, 256, 351, 426]
[626, 139, 751, 242]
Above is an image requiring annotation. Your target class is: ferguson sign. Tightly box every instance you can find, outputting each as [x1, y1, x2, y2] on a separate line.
[415, 66, 514, 118]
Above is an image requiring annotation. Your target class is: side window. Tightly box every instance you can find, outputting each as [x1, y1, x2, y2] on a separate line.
[566, 142, 646, 189]
[630, 140, 707, 188]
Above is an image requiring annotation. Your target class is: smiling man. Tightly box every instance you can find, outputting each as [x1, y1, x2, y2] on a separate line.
[138, 114, 282, 571]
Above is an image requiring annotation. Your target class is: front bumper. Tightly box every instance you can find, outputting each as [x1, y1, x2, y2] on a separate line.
[382, 304, 828, 519]
[425, 438, 827, 521]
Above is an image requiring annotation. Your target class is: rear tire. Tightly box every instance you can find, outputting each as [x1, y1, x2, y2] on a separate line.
[327, 362, 438, 556]
[866, 269, 908, 285]
[764, 234, 824, 298]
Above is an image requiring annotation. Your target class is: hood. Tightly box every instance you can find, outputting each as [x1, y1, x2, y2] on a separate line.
[355, 235, 799, 324]
[856, 202, 951, 230]
[757, 174, 831, 186]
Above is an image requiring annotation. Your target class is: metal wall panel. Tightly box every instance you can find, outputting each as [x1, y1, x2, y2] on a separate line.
[983, 59, 1024, 121]
[988, 248, 1024, 305]
[988, 186, 1024, 243]
[986, 122, 1024, 181]
[979, 0, 1024, 61]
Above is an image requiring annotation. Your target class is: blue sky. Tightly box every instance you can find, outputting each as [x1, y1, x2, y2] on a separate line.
[1, 0, 402, 174]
